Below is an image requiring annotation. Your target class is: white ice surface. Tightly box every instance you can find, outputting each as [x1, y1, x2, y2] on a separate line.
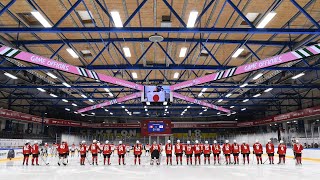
[0, 152, 319, 180]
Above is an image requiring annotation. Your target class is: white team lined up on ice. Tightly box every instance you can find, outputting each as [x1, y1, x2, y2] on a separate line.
[22, 139, 304, 166]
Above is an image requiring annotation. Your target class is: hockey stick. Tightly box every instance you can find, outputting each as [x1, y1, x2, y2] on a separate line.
[262, 158, 269, 164]
[85, 157, 92, 165]
[40, 155, 49, 165]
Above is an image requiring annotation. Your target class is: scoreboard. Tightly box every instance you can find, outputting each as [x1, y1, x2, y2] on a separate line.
[148, 122, 165, 133]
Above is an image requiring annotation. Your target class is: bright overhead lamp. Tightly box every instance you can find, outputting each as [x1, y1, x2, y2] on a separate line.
[235, 118, 238, 121]
[264, 88, 273, 92]
[253, 93, 261, 98]
[145, 109, 148, 112]
[104, 109, 109, 112]
[227, 114, 231, 116]
[187, 106, 190, 108]
[66, 48, 79, 58]
[110, 11, 123, 27]
[257, 12, 277, 28]
[65, 108, 70, 111]
[4, 72, 18, 79]
[204, 109, 208, 112]
[240, 83, 248, 88]
[179, 47, 188, 57]
[146, 113, 149, 116]
[81, 94, 87, 98]
[108, 93, 113, 97]
[72, 103, 77, 107]
[243, 99, 249, 102]
[132, 72, 138, 79]
[165, 109, 168, 112]
[49, 93, 57, 98]
[241, 108, 246, 111]
[198, 92, 203, 97]
[123, 47, 131, 57]
[187, 10, 198, 28]
[252, 73, 263, 80]
[217, 112, 221, 115]
[183, 109, 187, 112]
[62, 82, 71, 88]
[146, 102, 151, 105]
[163, 102, 168, 105]
[31, 11, 52, 28]
[218, 99, 223, 102]
[110, 112, 113, 115]
[181, 113, 184, 116]
[144, 106, 147, 108]
[173, 72, 179, 79]
[225, 93, 232, 97]
[81, 114, 85, 117]
[91, 112, 95, 115]
[47, 72, 57, 79]
[201, 88, 207, 92]
[165, 106, 168, 108]
[232, 48, 244, 58]
[291, 73, 305, 80]
[88, 99, 94, 103]
[125, 109, 128, 112]
[232, 112, 236, 115]
[104, 88, 110, 92]
[74, 111, 78, 114]
[230, 106, 234, 108]
[121, 106, 125, 108]
[37, 88, 46, 92]
[62, 99, 68, 102]
[199, 112, 203, 115]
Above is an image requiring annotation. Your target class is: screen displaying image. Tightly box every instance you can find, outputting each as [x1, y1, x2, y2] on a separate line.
[148, 122, 165, 133]
[143, 85, 170, 102]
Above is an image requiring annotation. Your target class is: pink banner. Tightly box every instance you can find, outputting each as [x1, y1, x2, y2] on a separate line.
[0, 45, 143, 91]
[171, 43, 320, 90]
[172, 122, 237, 128]
[172, 92, 230, 113]
[77, 92, 141, 113]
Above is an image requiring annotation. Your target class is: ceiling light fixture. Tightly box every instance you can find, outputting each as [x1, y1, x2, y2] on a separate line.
[110, 11, 123, 27]
[187, 10, 198, 28]
[132, 72, 138, 79]
[62, 82, 71, 88]
[37, 88, 46, 92]
[264, 88, 273, 92]
[240, 83, 248, 88]
[253, 93, 261, 98]
[62, 99, 68, 102]
[291, 73, 305, 80]
[47, 72, 57, 79]
[49, 93, 57, 98]
[31, 11, 52, 27]
[4, 72, 18, 79]
[243, 99, 249, 102]
[225, 93, 232, 97]
[66, 48, 79, 58]
[232, 48, 244, 58]
[252, 73, 263, 80]
[179, 47, 187, 57]
[257, 12, 277, 28]
[173, 72, 179, 79]
[123, 47, 131, 57]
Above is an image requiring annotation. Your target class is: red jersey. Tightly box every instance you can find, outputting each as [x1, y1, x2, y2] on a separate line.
[174, 143, 183, 153]
[88, 144, 100, 154]
[253, 143, 263, 154]
[103, 144, 112, 154]
[278, 144, 287, 155]
[293, 144, 303, 153]
[185, 145, 193, 155]
[212, 144, 221, 154]
[231, 143, 240, 153]
[194, 144, 202, 154]
[31, 144, 39, 154]
[133, 144, 143, 155]
[79, 144, 87, 155]
[165, 144, 173, 154]
[203, 144, 211, 154]
[57, 143, 69, 154]
[266, 143, 275, 154]
[117, 144, 126, 155]
[150, 144, 161, 153]
[241, 144, 250, 154]
[23, 144, 32, 155]
[222, 144, 232, 154]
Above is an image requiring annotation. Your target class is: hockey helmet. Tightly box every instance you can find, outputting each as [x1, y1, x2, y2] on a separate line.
[119, 141, 123, 144]
[233, 140, 237, 143]
[268, 139, 271, 143]
[280, 140, 284, 143]
[26, 140, 30, 144]
[177, 140, 180, 143]
[242, 141, 245, 144]
[82, 140, 86, 144]
[205, 141, 208, 144]
[213, 140, 217, 144]
[295, 140, 299, 143]
[187, 141, 190, 144]
[225, 140, 229, 143]
[136, 140, 140, 144]
[105, 140, 109, 144]
[255, 140, 259, 143]
[167, 140, 171, 143]
[34, 141, 38, 144]
[195, 140, 199, 144]
[93, 139, 97, 143]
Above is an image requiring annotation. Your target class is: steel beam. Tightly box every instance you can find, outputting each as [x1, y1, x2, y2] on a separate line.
[1, 27, 318, 34]
[53, 0, 83, 28]
[290, 0, 320, 29]
[123, 0, 148, 27]
[11, 38, 291, 46]
[0, 0, 16, 16]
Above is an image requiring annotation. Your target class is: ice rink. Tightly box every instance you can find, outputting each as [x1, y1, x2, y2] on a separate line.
[0, 152, 319, 180]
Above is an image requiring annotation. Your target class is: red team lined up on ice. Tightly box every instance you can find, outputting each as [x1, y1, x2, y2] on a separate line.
[22, 139, 304, 166]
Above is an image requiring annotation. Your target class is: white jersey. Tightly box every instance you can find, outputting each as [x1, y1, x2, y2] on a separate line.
[145, 145, 150, 150]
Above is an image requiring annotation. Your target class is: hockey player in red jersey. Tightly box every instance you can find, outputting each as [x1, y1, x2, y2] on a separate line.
[194, 140, 202, 165]
[31, 141, 40, 166]
[134, 140, 143, 165]
[165, 140, 173, 165]
[174, 140, 183, 165]
[88, 140, 101, 165]
[293, 140, 303, 165]
[57, 140, 69, 166]
[253, 140, 263, 164]
[212, 140, 221, 165]
[222, 140, 232, 165]
[150, 141, 161, 165]
[22, 140, 32, 165]
[102, 140, 112, 165]
[231, 140, 240, 165]
[79, 140, 87, 165]
[277, 140, 287, 164]
[241, 141, 250, 164]
[203, 141, 211, 164]
[266, 140, 275, 164]
[117, 141, 126, 165]
[185, 141, 193, 165]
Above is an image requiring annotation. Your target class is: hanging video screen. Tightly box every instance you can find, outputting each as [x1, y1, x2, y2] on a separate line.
[143, 85, 171, 102]
[148, 122, 165, 133]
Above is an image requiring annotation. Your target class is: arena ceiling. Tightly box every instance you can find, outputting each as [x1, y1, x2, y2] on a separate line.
[0, 0, 319, 123]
